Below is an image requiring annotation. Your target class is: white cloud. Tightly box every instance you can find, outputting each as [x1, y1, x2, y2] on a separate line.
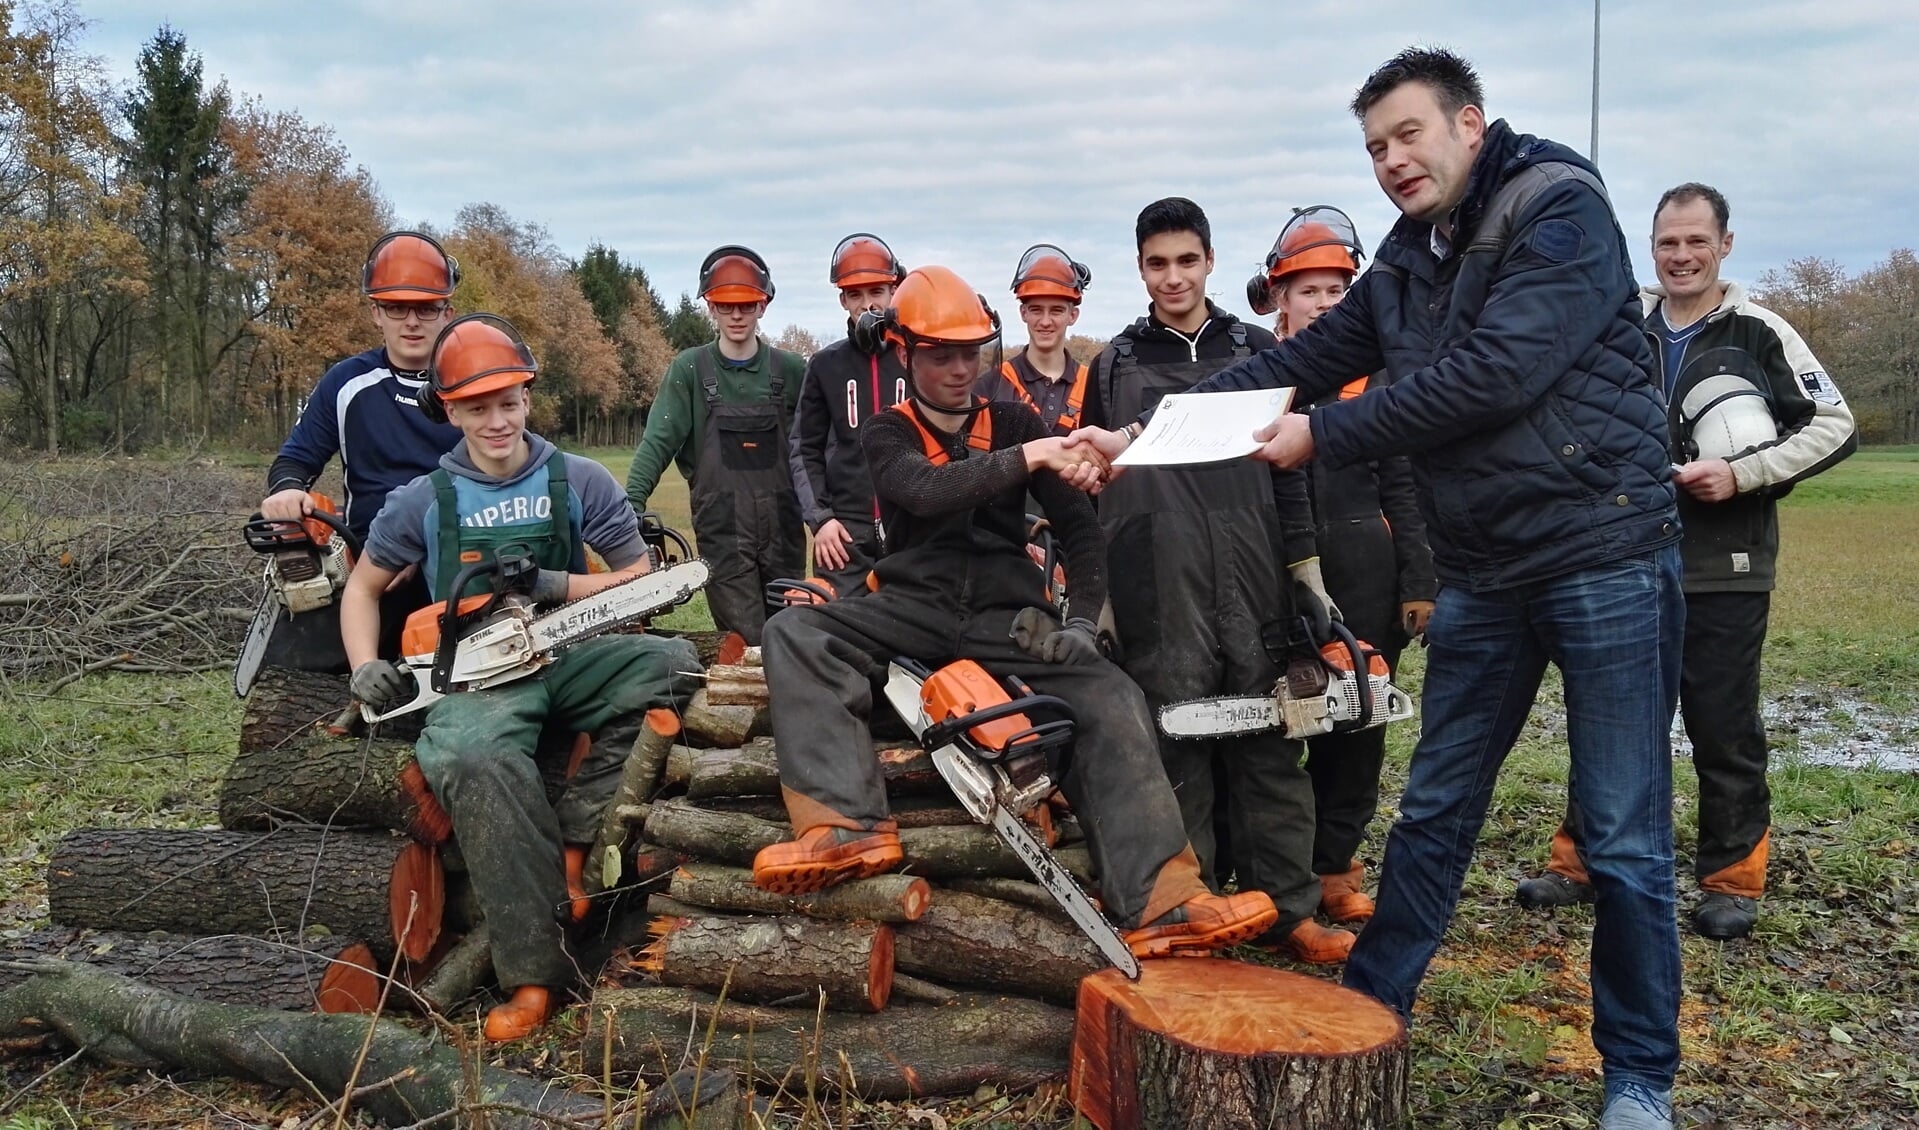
[78, 0, 1919, 340]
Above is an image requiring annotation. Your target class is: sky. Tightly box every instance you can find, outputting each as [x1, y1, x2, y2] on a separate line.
[71, 0, 1919, 342]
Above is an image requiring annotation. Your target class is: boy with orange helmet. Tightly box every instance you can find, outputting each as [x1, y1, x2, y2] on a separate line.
[253, 231, 467, 670]
[750, 266, 1278, 960]
[1250, 206, 1437, 926]
[1079, 198, 1348, 964]
[788, 234, 910, 595]
[626, 246, 806, 643]
[976, 244, 1093, 436]
[344, 315, 700, 1042]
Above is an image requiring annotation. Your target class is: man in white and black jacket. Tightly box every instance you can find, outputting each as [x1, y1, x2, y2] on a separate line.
[1518, 182, 1857, 941]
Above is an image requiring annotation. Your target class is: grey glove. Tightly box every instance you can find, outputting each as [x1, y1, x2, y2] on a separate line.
[532, 568, 571, 606]
[1288, 557, 1342, 623]
[350, 660, 413, 712]
[1010, 607, 1101, 665]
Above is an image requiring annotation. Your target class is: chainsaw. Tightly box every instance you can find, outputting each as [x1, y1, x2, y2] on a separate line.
[880, 658, 1141, 978]
[361, 549, 710, 723]
[1158, 621, 1415, 740]
[233, 493, 359, 698]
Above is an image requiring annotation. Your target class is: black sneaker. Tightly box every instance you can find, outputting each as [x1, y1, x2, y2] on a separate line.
[1516, 871, 1595, 910]
[1691, 892, 1757, 940]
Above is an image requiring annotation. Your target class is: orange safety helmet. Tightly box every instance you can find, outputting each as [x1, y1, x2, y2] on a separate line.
[699, 245, 775, 304]
[363, 231, 460, 301]
[1247, 206, 1364, 316]
[1011, 244, 1091, 304]
[847, 265, 1001, 359]
[830, 233, 904, 289]
[419, 314, 538, 423]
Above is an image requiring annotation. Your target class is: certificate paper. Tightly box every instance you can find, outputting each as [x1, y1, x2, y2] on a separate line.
[1111, 387, 1297, 467]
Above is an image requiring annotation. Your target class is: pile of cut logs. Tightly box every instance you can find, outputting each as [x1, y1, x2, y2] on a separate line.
[11, 629, 1413, 1127]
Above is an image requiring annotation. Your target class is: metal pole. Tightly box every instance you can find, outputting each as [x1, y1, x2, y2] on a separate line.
[1590, 0, 1602, 162]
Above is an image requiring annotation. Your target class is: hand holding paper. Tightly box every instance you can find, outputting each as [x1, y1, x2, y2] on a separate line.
[1250, 411, 1316, 470]
[1111, 387, 1298, 468]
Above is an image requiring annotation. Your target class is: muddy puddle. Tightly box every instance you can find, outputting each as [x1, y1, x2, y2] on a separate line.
[1520, 686, 1919, 773]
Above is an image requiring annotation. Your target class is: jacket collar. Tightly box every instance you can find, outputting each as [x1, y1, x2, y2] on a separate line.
[1127, 298, 1242, 342]
[1640, 280, 1747, 323]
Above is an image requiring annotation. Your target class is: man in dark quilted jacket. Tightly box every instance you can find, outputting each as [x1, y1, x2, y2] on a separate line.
[1064, 48, 1683, 1130]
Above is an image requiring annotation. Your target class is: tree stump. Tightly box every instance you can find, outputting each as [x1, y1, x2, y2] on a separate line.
[46, 828, 444, 963]
[218, 735, 450, 844]
[1069, 958, 1408, 1130]
[587, 985, 1076, 1099]
[640, 914, 893, 1012]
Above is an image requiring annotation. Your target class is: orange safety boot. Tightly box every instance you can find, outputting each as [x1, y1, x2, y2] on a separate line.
[562, 844, 591, 923]
[1274, 919, 1357, 964]
[1123, 890, 1279, 959]
[483, 985, 553, 1042]
[1319, 860, 1376, 924]
[752, 825, 903, 895]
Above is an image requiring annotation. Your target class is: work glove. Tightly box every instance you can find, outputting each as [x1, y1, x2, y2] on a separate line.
[532, 568, 571, 606]
[350, 660, 413, 713]
[1009, 608, 1103, 665]
[1289, 557, 1343, 624]
[1401, 599, 1436, 644]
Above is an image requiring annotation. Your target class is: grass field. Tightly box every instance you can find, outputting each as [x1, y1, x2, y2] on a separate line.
[3, 449, 1917, 1127]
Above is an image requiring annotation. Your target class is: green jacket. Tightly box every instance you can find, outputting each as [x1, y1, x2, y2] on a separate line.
[625, 339, 806, 508]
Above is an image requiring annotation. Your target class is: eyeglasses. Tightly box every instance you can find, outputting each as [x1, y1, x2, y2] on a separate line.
[373, 301, 451, 322]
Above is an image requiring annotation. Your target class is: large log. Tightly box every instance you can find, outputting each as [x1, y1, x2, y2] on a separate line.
[46, 828, 444, 963]
[0, 962, 600, 1128]
[893, 890, 1101, 1004]
[683, 740, 941, 800]
[667, 863, 931, 923]
[238, 665, 348, 753]
[641, 914, 893, 1013]
[1070, 958, 1409, 1129]
[218, 734, 451, 844]
[588, 985, 1075, 1099]
[944, 876, 1071, 918]
[0, 928, 379, 1014]
[643, 799, 1090, 882]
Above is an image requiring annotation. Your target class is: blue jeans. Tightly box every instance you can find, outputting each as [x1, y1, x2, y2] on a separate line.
[1345, 547, 1684, 1093]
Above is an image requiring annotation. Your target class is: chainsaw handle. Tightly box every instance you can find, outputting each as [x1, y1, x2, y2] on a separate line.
[639, 511, 693, 566]
[1324, 620, 1375, 726]
[920, 693, 1076, 758]
[304, 507, 362, 556]
[431, 551, 529, 693]
[242, 506, 362, 558]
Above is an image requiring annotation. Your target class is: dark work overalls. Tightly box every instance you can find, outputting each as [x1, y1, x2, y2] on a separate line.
[1303, 375, 1434, 875]
[1096, 329, 1319, 934]
[761, 400, 1208, 930]
[410, 450, 701, 990]
[692, 352, 804, 644]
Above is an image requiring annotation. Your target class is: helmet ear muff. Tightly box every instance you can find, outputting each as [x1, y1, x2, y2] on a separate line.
[419, 384, 449, 425]
[849, 308, 894, 354]
[1247, 272, 1278, 317]
[1072, 260, 1092, 291]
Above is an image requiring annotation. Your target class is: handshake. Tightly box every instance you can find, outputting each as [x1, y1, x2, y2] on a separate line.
[1022, 426, 1135, 495]
[1026, 412, 1319, 495]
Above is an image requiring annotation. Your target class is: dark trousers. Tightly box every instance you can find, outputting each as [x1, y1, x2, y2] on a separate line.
[1559, 589, 1772, 892]
[761, 586, 1203, 928]
[1304, 633, 1407, 876]
[694, 490, 804, 645]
